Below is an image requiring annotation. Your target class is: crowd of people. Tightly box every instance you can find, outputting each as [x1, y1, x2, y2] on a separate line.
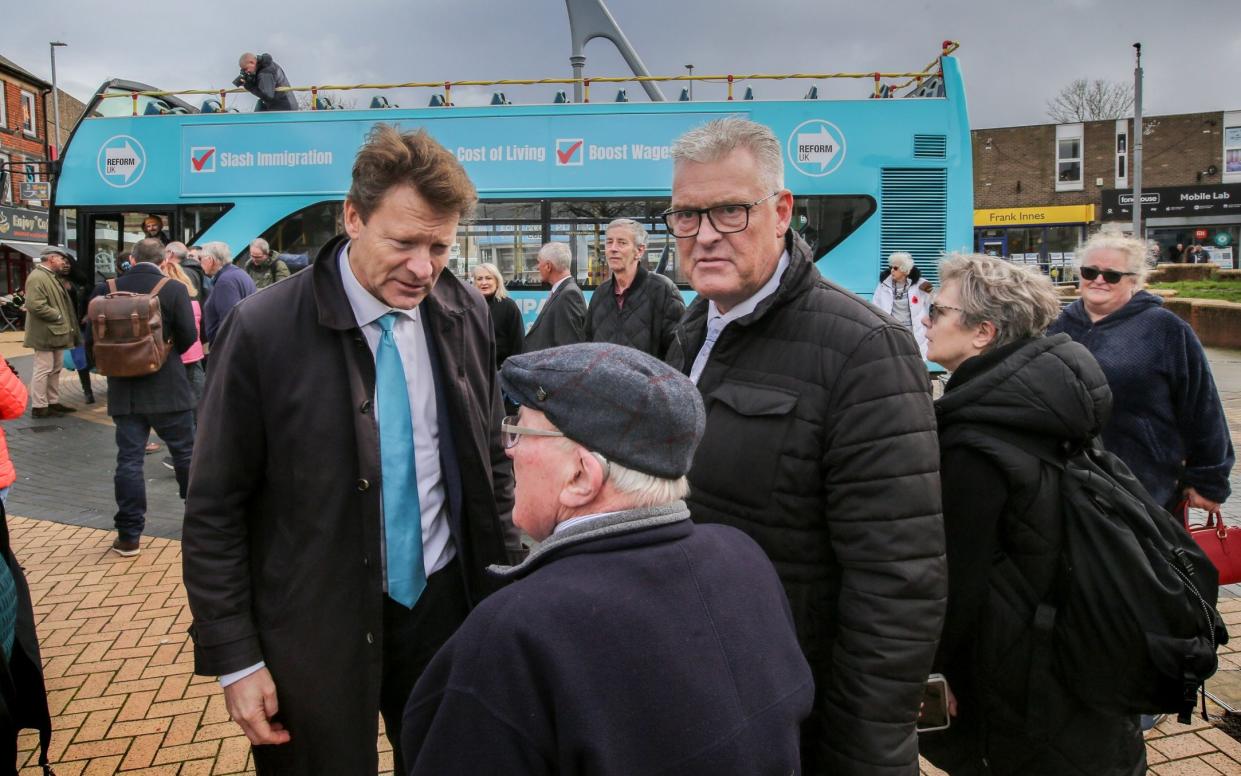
[0, 115, 1234, 775]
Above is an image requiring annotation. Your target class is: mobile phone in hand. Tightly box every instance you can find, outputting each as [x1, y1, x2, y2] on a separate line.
[917, 673, 951, 732]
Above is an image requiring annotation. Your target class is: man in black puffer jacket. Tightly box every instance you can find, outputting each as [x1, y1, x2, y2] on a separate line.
[234, 53, 298, 112]
[586, 218, 686, 358]
[664, 117, 945, 775]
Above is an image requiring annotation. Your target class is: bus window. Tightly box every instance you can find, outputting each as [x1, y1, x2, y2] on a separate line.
[791, 196, 876, 263]
[456, 202, 542, 285]
[548, 200, 669, 288]
[87, 211, 172, 281]
[258, 201, 344, 263]
[180, 204, 232, 246]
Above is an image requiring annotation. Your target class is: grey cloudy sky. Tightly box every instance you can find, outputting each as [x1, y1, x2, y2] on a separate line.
[4, 0, 1238, 128]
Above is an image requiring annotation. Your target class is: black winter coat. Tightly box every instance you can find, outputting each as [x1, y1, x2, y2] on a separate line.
[183, 235, 516, 774]
[585, 264, 686, 358]
[87, 263, 198, 417]
[523, 277, 585, 352]
[402, 503, 813, 775]
[243, 53, 297, 112]
[0, 504, 51, 774]
[665, 232, 945, 776]
[484, 294, 524, 369]
[922, 335, 1146, 776]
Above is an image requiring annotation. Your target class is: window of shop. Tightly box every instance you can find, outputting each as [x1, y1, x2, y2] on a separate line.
[1225, 110, 1241, 185]
[1115, 119, 1129, 188]
[19, 91, 37, 136]
[1055, 123, 1084, 192]
[0, 81, 6, 128]
[0, 152, 9, 204]
[23, 163, 41, 207]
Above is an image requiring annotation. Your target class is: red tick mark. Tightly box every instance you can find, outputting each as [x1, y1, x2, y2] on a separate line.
[191, 148, 215, 171]
[557, 140, 583, 165]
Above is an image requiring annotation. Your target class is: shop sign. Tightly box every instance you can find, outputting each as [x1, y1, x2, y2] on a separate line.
[0, 205, 49, 242]
[1196, 229, 1210, 240]
[973, 204, 1096, 227]
[1215, 232, 1234, 247]
[1102, 183, 1241, 219]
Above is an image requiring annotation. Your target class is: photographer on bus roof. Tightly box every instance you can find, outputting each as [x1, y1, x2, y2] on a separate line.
[234, 53, 297, 112]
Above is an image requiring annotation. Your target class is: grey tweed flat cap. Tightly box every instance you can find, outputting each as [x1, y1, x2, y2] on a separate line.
[500, 343, 705, 479]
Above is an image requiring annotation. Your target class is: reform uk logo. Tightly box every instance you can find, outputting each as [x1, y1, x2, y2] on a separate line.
[189, 147, 217, 173]
[97, 135, 146, 188]
[787, 120, 846, 178]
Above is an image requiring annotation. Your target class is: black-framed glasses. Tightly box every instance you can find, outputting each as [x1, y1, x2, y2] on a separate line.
[1079, 266, 1137, 284]
[501, 416, 566, 449]
[928, 303, 964, 322]
[661, 191, 780, 238]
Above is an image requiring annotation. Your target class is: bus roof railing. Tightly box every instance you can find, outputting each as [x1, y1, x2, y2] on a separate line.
[98, 41, 960, 115]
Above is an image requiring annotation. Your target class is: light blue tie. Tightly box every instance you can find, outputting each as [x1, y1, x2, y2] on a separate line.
[689, 315, 726, 384]
[375, 312, 426, 609]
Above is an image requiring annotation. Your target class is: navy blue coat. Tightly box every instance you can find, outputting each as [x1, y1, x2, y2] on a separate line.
[1050, 291, 1234, 506]
[402, 507, 814, 775]
[202, 263, 256, 345]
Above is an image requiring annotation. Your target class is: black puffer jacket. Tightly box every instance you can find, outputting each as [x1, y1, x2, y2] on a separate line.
[585, 264, 686, 358]
[243, 53, 297, 112]
[922, 335, 1146, 775]
[666, 232, 945, 776]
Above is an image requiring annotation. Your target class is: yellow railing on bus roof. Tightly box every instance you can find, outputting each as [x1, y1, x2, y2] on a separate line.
[101, 40, 959, 115]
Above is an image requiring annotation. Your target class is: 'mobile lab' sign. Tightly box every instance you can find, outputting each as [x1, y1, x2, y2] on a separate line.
[1102, 183, 1241, 219]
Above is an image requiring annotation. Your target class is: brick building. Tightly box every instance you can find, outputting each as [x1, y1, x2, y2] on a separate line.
[972, 109, 1241, 271]
[0, 53, 87, 295]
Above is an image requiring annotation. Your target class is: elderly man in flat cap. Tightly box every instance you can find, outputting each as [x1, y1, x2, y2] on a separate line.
[401, 342, 813, 775]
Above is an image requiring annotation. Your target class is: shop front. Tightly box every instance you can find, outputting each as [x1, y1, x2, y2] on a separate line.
[0, 205, 49, 296]
[1101, 183, 1241, 268]
[973, 204, 1095, 281]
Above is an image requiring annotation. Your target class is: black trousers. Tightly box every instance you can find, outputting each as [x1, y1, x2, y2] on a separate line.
[379, 564, 468, 775]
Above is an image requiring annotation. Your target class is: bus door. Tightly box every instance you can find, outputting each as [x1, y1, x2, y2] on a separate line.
[82, 210, 173, 285]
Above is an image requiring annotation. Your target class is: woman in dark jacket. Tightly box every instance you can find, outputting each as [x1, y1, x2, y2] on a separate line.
[918, 253, 1145, 775]
[472, 263, 524, 369]
[1049, 233, 1233, 514]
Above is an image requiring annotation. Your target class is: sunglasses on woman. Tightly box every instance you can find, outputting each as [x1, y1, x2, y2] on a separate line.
[1079, 266, 1137, 284]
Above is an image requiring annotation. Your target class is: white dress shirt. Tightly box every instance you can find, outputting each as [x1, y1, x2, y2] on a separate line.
[690, 251, 790, 384]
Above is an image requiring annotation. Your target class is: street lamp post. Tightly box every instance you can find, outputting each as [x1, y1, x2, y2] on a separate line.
[49, 42, 66, 160]
[685, 64, 693, 100]
[1132, 42, 1143, 240]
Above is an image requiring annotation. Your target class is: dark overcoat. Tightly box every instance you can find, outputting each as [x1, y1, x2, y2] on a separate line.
[523, 276, 586, 352]
[182, 235, 515, 773]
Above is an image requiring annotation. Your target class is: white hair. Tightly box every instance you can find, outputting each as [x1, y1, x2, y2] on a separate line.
[606, 218, 648, 249]
[606, 462, 690, 508]
[888, 251, 914, 273]
[671, 117, 784, 192]
[202, 241, 235, 265]
[1075, 232, 1151, 287]
[538, 242, 572, 272]
[165, 241, 188, 263]
[250, 237, 271, 256]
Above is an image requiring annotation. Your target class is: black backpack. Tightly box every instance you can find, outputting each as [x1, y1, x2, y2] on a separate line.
[994, 432, 1227, 724]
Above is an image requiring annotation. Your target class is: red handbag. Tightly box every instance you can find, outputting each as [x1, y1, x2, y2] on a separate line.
[1181, 503, 1241, 586]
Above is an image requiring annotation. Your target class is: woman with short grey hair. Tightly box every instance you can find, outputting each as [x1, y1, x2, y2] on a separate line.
[871, 251, 932, 358]
[1050, 233, 1232, 514]
[919, 252, 1145, 774]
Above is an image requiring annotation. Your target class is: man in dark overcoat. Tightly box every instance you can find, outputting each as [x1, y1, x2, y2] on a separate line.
[522, 241, 586, 352]
[183, 125, 520, 774]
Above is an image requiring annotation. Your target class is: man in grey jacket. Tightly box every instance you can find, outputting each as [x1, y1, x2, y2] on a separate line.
[663, 117, 946, 775]
[523, 242, 586, 352]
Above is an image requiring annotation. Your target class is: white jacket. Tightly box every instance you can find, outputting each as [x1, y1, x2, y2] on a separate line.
[872, 275, 930, 359]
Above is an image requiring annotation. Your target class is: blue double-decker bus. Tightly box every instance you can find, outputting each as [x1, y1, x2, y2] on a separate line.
[50, 49, 972, 325]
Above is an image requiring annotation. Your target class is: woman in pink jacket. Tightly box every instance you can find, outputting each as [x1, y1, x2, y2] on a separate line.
[0, 359, 29, 503]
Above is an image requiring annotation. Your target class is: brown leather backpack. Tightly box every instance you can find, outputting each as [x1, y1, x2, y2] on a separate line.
[88, 277, 173, 377]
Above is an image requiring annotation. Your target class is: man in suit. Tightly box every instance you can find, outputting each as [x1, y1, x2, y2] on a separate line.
[522, 242, 586, 352]
[183, 124, 520, 774]
[88, 238, 198, 556]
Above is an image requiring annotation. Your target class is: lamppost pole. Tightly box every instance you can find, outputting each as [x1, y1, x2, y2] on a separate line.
[49, 42, 66, 160]
[1132, 42, 1143, 240]
[685, 64, 694, 100]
